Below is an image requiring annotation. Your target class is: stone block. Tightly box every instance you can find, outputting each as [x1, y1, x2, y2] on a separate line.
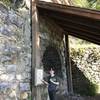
[0, 1, 31, 99]
[6, 65, 16, 72]
[20, 91, 28, 99]
[20, 83, 30, 91]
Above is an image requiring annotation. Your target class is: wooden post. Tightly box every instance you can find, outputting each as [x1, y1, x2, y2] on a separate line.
[32, 0, 40, 100]
[65, 34, 73, 94]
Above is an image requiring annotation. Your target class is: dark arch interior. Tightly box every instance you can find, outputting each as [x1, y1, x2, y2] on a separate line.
[42, 46, 62, 77]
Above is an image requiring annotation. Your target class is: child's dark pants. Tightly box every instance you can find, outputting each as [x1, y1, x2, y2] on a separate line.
[48, 90, 56, 100]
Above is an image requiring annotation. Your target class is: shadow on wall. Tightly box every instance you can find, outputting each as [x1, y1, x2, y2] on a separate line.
[71, 59, 97, 96]
[42, 46, 62, 77]
[42, 45, 68, 96]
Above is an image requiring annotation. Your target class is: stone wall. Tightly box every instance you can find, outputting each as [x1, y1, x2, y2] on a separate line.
[0, 2, 31, 100]
[70, 45, 100, 96]
[38, 16, 68, 100]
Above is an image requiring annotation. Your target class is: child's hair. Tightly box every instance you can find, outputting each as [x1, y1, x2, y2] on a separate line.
[49, 68, 55, 73]
[49, 67, 54, 71]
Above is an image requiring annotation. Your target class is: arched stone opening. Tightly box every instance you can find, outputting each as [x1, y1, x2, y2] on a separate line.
[42, 45, 62, 77]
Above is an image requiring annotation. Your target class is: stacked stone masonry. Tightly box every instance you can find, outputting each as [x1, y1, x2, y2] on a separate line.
[0, 2, 31, 100]
[38, 16, 68, 100]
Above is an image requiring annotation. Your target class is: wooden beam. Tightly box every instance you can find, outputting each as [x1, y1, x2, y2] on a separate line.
[37, 12, 100, 44]
[32, 0, 41, 100]
[39, 10, 100, 31]
[37, 1, 100, 45]
[63, 27, 100, 40]
[64, 28, 100, 45]
[37, 1, 100, 20]
[53, 17, 100, 33]
[65, 34, 73, 94]
[56, 21, 100, 36]
[38, 9, 100, 30]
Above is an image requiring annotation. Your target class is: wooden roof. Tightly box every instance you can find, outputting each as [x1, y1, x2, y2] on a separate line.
[37, 1, 100, 45]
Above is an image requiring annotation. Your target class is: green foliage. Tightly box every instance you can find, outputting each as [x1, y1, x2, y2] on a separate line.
[79, 82, 97, 96]
[28, 96, 31, 100]
[0, 0, 11, 5]
[88, 83, 98, 96]
[1, 0, 10, 2]
[72, 0, 90, 8]
[96, 1, 100, 9]
[0, 0, 25, 9]
[72, 0, 100, 10]
[73, 78, 97, 96]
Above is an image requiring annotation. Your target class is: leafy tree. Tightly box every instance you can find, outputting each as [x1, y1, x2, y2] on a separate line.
[72, 0, 89, 8]
[71, 0, 100, 10]
[0, 0, 11, 5]
[0, 0, 26, 9]
[96, 0, 100, 9]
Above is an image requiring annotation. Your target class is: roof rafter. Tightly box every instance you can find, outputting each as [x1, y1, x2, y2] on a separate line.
[37, 1, 100, 45]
